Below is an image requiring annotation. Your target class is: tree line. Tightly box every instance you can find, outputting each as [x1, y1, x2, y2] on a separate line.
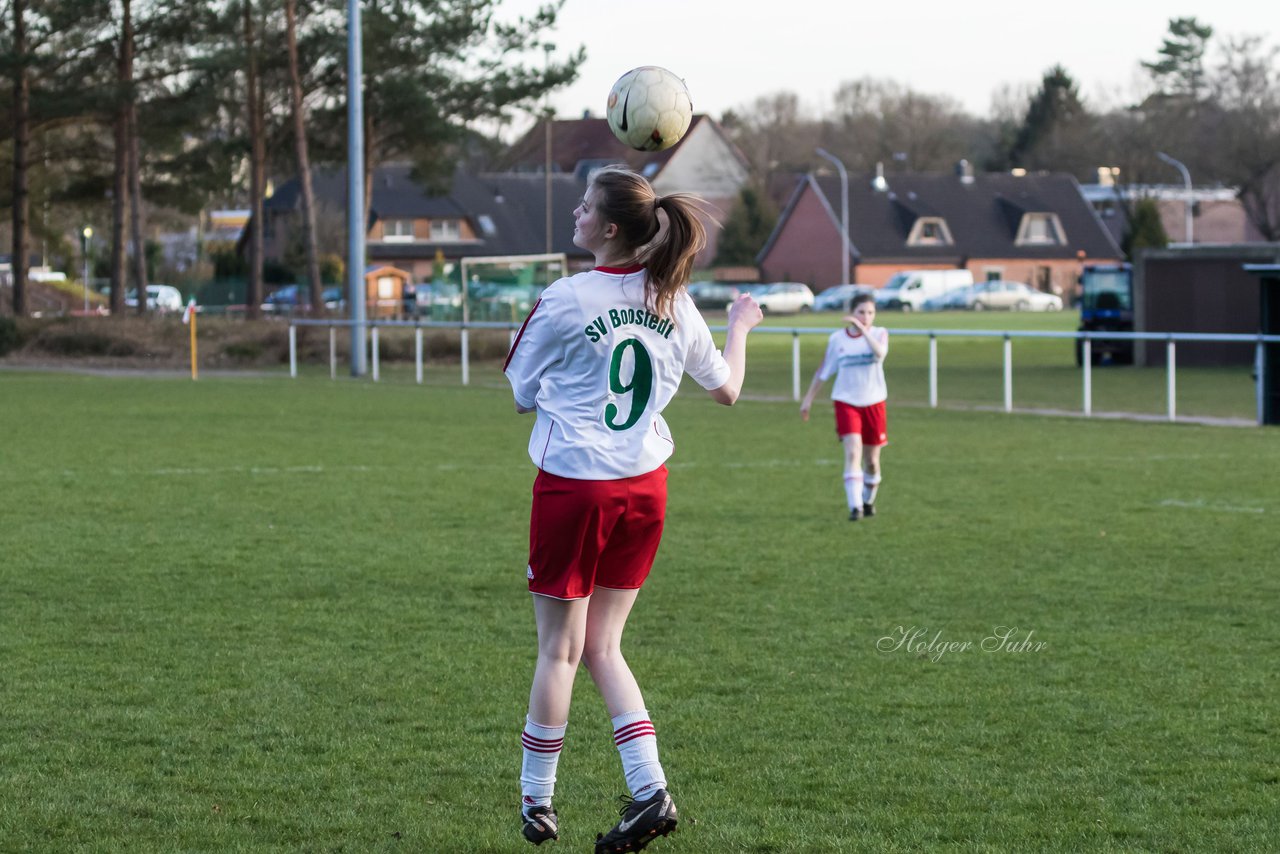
[4, 11, 1278, 313]
[715, 18, 1280, 264]
[1, 0, 580, 317]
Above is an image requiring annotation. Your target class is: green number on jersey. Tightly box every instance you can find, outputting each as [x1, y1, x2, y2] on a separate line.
[605, 338, 654, 431]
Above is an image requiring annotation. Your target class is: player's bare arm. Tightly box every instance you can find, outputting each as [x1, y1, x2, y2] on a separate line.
[709, 293, 763, 406]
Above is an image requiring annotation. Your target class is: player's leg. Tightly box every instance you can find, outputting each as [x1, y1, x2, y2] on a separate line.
[860, 402, 887, 516]
[588, 471, 679, 852]
[834, 402, 865, 519]
[520, 472, 624, 845]
[522, 594, 590, 844]
[844, 435, 865, 522]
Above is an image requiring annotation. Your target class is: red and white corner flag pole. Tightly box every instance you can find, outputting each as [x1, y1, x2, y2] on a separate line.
[182, 297, 198, 380]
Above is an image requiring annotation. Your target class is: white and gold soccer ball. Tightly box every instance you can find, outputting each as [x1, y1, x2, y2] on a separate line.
[606, 66, 693, 152]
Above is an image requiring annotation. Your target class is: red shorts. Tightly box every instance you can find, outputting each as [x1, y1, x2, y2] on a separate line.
[834, 401, 888, 446]
[527, 466, 668, 600]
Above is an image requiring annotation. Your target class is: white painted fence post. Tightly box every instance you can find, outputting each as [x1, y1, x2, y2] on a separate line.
[329, 326, 337, 380]
[792, 332, 801, 401]
[928, 335, 938, 409]
[1082, 338, 1092, 416]
[371, 326, 380, 382]
[1003, 335, 1013, 413]
[1166, 339, 1176, 421]
[415, 326, 424, 385]
[461, 327, 470, 386]
[289, 324, 297, 378]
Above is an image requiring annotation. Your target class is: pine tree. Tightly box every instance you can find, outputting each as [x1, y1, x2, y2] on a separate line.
[1123, 198, 1169, 256]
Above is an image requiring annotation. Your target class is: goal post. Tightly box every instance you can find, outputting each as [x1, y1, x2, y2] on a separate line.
[458, 253, 568, 324]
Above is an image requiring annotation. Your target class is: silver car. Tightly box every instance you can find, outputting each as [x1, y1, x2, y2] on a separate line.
[965, 281, 1062, 311]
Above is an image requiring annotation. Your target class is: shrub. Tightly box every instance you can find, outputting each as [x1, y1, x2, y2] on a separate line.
[0, 316, 20, 356]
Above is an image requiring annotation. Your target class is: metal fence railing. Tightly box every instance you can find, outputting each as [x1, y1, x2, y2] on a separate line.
[288, 319, 1280, 427]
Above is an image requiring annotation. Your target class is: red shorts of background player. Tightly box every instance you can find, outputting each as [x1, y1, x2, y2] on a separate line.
[833, 400, 889, 446]
[527, 466, 668, 600]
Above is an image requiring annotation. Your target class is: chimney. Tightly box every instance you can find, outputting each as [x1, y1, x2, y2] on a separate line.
[872, 162, 889, 192]
[956, 159, 974, 184]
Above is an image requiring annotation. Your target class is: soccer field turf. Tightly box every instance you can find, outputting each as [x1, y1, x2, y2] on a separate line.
[1, 372, 1276, 852]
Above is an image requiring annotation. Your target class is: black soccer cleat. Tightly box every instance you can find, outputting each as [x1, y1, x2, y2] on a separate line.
[863, 503, 876, 518]
[849, 507, 863, 521]
[594, 789, 677, 853]
[522, 802, 559, 846]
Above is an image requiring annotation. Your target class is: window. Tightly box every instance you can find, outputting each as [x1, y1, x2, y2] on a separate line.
[984, 269, 1004, 282]
[907, 217, 953, 246]
[383, 219, 415, 242]
[1016, 213, 1065, 246]
[430, 219, 463, 241]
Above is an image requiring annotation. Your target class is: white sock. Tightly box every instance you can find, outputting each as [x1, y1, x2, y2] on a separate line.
[612, 709, 665, 798]
[864, 473, 881, 506]
[844, 469, 864, 510]
[521, 717, 565, 813]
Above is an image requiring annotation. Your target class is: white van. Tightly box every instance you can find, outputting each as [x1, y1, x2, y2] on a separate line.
[875, 269, 974, 312]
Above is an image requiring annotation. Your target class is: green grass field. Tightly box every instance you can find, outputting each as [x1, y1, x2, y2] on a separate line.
[2, 370, 1277, 852]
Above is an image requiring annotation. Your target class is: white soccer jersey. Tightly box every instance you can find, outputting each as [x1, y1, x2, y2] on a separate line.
[504, 266, 731, 480]
[817, 326, 889, 407]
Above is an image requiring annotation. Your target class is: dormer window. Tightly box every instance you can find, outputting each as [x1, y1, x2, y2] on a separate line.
[907, 216, 953, 246]
[1016, 213, 1065, 246]
[430, 218, 463, 241]
[383, 219, 415, 243]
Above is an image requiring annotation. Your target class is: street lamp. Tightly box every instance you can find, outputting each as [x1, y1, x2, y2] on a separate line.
[82, 226, 93, 313]
[815, 148, 850, 284]
[1156, 151, 1193, 244]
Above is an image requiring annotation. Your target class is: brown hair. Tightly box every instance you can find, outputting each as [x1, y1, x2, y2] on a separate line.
[587, 165, 710, 319]
[851, 293, 876, 309]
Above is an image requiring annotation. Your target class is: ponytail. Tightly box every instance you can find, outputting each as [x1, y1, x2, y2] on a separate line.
[641, 194, 707, 320]
[586, 166, 714, 320]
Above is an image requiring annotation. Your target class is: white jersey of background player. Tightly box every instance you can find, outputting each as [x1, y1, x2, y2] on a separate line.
[801, 294, 890, 521]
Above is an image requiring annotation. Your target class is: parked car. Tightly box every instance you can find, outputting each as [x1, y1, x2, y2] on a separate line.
[920, 285, 979, 311]
[963, 281, 1063, 311]
[875, 269, 974, 311]
[261, 284, 307, 314]
[686, 281, 742, 311]
[730, 282, 814, 314]
[125, 284, 183, 313]
[814, 284, 876, 312]
[322, 286, 345, 311]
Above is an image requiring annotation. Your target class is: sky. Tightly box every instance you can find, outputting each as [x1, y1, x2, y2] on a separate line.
[496, 0, 1272, 124]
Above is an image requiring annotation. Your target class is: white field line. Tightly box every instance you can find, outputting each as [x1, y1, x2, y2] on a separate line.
[25, 457, 843, 481]
[1157, 498, 1266, 514]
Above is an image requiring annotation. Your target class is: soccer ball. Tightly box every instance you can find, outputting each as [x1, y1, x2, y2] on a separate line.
[606, 66, 693, 152]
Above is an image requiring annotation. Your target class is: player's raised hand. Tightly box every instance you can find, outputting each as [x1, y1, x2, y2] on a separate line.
[843, 312, 870, 333]
[728, 293, 763, 330]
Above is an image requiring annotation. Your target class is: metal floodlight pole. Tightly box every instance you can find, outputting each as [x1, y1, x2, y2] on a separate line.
[815, 148, 849, 284]
[347, 0, 367, 376]
[1156, 151, 1193, 245]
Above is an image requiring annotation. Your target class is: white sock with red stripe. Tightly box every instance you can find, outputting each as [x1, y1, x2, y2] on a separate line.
[844, 468, 864, 511]
[520, 717, 565, 814]
[863, 472, 881, 506]
[612, 709, 666, 798]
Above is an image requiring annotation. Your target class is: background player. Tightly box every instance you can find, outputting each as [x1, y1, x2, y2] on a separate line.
[504, 165, 763, 851]
[799, 293, 889, 520]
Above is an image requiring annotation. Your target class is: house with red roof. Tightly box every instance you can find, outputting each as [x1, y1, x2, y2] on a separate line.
[759, 164, 1124, 297]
